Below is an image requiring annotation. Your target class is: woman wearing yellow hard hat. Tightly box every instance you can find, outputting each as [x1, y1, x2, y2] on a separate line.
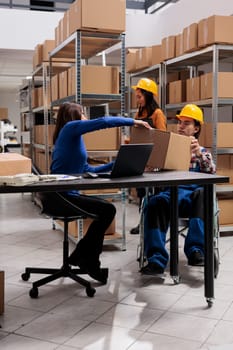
[130, 78, 167, 234]
[131, 78, 167, 130]
[141, 104, 216, 275]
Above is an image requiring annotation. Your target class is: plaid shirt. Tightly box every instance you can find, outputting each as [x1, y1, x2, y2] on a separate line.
[190, 146, 216, 174]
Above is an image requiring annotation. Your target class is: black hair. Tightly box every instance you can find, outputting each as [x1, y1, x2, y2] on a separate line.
[137, 89, 160, 117]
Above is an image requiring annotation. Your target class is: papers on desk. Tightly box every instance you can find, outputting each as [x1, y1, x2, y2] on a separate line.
[0, 173, 80, 186]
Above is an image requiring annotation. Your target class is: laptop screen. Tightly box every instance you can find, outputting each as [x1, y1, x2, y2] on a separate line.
[99, 143, 153, 178]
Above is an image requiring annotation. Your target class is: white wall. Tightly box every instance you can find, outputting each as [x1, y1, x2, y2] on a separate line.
[126, 0, 233, 47]
[1, 0, 233, 50]
[0, 9, 63, 49]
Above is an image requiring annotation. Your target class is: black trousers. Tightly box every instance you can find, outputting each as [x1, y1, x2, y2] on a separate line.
[63, 193, 116, 259]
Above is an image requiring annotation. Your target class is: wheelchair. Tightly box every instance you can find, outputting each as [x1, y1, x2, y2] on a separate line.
[137, 188, 220, 282]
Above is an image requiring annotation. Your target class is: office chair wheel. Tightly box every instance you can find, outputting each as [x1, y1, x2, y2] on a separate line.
[29, 287, 39, 298]
[86, 286, 96, 297]
[21, 272, 30, 281]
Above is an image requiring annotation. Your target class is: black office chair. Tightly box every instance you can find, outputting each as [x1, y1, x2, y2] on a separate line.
[21, 192, 108, 298]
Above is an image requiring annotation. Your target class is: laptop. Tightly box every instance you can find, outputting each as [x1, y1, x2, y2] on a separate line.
[98, 143, 153, 178]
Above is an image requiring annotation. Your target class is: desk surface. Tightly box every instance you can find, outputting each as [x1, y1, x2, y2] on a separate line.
[0, 171, 229, 194]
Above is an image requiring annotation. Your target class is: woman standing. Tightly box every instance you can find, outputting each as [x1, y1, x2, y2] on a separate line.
[50, 102, 151, 284]
[130, 78, 167, 234]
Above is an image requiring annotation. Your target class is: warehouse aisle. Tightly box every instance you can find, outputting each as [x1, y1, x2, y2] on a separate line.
[1, 193, 233, 350]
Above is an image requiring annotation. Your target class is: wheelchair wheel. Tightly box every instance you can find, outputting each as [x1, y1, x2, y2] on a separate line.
[214, 248, 220, 278]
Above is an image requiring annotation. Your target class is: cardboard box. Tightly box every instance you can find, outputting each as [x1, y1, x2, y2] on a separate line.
[0, 271, 4, 315]
[59, 71, 68, 99]
[161, 35, 176, 61]
[130, 127, 191, 170]
[0, 153, 31, 176]
[204, 123, 233, 148]
[198, 15, 233, 48]
[83, 127, 121, 151]
[0, 108, 8, 119]
[81, 66, 119, 94]
[200, 72, 233, 100]
[42, 40, 55, 61]
[218, 198, 233, 225]
[216, 155, 233, 184]
[34, 125, 55, 146]
[183, 23, 198, 53]
[151, 44, 162, 66]
[175, 33, 184, 57]
[126, 48, 138, 73]
[136, 47, 152, 71]
[51, 74, 59, 101]
[168, 80, 186, 104]
[68, 0, 126, 35]
[67, 65, 120, 96]
[186, 76, 200, 102]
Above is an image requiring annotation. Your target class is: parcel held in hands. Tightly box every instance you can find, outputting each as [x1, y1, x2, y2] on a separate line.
[130, 127, 191, 171]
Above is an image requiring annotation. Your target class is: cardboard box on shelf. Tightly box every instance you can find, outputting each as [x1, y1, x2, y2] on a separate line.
[175, 33, 184, 57]
[83, 127, 121, 151]
[204, 123, 233, 148]
[130, 127, 191, 171]
[161, 35, 176, 61]
[0, 271, 4, 315]
[68, 0, 125, 35]
[168, 80, 186, 104]
[198, 15, 233, 48]
[186, 76, 200, 102]
[183, 22, 198, 53]
[216, 155, 233, 184]
[58, 71, 68, 99]
[0, 153, 31, 176]
[136, 47, 152, 71]
[218, 198, 233, 225]
[0, 108, 8, 119]
[82, 66, 119, 94]
[200, 72, 233, 100]
[151, 44, 162, 66]
[126, 48, 138, 73]
[67, 65, 119, 96]
[34, 125, 55, 146]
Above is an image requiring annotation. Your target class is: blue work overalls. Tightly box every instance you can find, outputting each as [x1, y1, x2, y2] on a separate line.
[143, 184, 204, 269]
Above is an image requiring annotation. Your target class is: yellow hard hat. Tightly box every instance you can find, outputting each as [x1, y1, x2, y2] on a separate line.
[131, 78, 158, 96]
[176, 104, 204, 124]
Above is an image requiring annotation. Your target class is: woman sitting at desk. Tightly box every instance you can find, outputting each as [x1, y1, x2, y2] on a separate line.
[141, 104, 216, 276]
[50, 102, 151, 284]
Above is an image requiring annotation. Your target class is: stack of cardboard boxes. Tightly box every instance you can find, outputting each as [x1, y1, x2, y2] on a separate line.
[126, 14, 233, 107]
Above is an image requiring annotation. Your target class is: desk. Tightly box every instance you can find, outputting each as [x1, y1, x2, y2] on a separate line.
[0, 171, 229, 306]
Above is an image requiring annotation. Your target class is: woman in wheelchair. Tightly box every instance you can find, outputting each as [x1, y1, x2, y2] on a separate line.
[141, 104, 216, 275]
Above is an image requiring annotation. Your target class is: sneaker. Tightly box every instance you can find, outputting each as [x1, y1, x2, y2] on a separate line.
[140, 262, 164, 275]
[130, 225, 139, 235]
[188, 250, 204, 266]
